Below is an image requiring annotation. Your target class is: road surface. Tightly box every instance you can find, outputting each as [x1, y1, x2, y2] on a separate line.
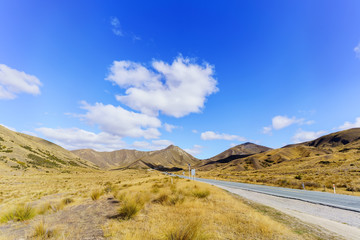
[173, 175, 360, 239]
[178, 175, 360, 212]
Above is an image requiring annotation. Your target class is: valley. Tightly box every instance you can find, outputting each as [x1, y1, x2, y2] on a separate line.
[0, 125, 359, 239]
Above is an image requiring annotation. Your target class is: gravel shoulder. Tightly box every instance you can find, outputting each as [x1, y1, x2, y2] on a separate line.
[216, 184, 360, 240]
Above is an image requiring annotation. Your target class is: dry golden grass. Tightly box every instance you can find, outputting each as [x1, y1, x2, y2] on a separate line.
[103, 176, 304, 240]
[0, 169, 326, 239]
[31, 221, 57, 239]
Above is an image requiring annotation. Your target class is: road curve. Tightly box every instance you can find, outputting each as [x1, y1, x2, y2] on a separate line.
[176, 175, 360, 213]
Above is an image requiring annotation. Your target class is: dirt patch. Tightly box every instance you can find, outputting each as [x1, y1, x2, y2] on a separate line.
[0, 196, 119, 239]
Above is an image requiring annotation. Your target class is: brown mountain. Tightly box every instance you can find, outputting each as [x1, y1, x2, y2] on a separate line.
[0, 125, 95, 173]
[72, 145, 199, 170]
[302, 128, 360, 149]
[71, 148, 148, 169]
[197, 142, 271, 171]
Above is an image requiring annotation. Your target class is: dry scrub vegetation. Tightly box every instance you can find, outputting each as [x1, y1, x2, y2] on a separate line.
[0, 169, 323, 239]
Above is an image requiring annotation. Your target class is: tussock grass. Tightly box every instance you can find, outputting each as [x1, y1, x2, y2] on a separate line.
[91, 189, 103, 200]
[1, 204, 35, 223]
[192, 189, 210, 199]
[117, 199, 142, 220]
[166, 218, 206, 240]
[103, 177, 302, 239]
[152, 192, 169, 204]
[37, 201, 65, 215]
[32, 221, 57, 239]
[62, 197, 74, 205]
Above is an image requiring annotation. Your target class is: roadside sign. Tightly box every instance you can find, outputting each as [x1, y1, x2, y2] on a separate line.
[191, 169, 195, 176]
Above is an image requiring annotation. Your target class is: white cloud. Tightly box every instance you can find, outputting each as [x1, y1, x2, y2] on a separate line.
[263, 115, 314, 134]
[164, 123, 178, 132]
[272, 115, 302, 130]
[110, 17, 123, 36]
[192, 130, 198, 134]
[292, 129, 327, 143]
[262, 126, 272, 135]
[80, 102, 161, 139]
[339, 117, 360, 130]
[184, 145, 203, 156]
[0, 64, 42, 99]
[354, 42, 360, 58]
[201, 131, 246, 141]
[107, 56, 218, 117]
[36, 127, 126, 151]
[132, 139, 173, 150]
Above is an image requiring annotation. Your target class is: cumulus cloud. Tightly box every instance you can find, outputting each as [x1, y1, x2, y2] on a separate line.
[132, 139, 173, 150]
[36, 127, 126, 151]
[291, 129, 327, 143]
[107, 56, 218, 117]
[0, 64, 42, 99]
[184, 145, 203, 156]
[80, 102, 161, 139]
[338, 117, 360, 130]
[164, 123, 178, 132]
[354, 43, 360, 58]
[201, 131, 246, 141]
[272, 116, 302, 130]
[110, 17, 123, 36]
[262, 115, 314, 134]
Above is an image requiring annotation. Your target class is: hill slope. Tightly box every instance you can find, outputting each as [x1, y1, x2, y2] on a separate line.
[72, 145, 199, 170]
[198, 142, 271, 170]
[0, 125, 95, 172]
[197, 128, 360, 193]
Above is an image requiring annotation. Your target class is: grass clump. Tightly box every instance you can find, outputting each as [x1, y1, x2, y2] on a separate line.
[166, 219, 206, 240]
[1, 204, 35, 223]
[62, 197, 74, 205]
[32, 221, 57, 239]
[117, 199, 142, 220]
[192, 189, 210, 199]
[152, 193, 169, 204]
[91, 189, 103, 200]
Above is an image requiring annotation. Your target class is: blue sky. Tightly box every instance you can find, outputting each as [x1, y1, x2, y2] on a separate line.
[1, 0, 360, 159]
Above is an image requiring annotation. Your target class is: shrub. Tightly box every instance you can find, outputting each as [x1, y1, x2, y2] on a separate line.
[294, 175, 302, 180]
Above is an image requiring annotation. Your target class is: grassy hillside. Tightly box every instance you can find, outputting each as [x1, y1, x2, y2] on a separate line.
[0, 125, 96, 173]
[196, 128, 360, 195]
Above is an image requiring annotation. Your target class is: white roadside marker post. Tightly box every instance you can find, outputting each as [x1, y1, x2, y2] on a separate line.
[333, 184, 336, 194]
[191, 169, 195, 180]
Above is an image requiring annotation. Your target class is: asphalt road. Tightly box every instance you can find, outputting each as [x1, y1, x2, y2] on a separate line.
[176, 175, 360, 213]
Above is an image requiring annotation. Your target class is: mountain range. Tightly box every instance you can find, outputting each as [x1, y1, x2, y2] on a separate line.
[1, 124, 360, 181]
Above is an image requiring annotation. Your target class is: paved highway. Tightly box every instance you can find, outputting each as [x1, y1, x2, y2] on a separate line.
[176, 175, 360, 213]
